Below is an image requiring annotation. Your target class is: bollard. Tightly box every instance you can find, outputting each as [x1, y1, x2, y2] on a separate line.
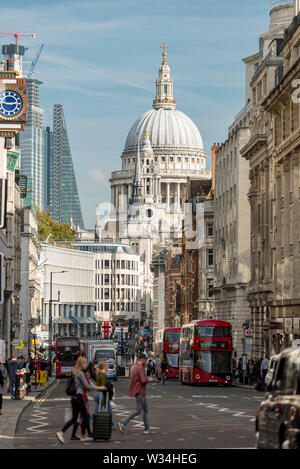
[15, 369, 26, 400]
[15, 370, 21, 399]
[25, 369, 31, 395]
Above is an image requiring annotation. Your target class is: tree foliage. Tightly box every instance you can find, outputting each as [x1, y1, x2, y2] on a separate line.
[35, 207, 76, 244]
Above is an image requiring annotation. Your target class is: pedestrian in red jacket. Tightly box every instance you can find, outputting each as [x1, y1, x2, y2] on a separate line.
[118, 353, 153, 435]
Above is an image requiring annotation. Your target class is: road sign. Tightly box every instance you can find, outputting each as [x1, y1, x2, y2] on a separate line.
[242, 323, 249, 330]
[246, 329, 253, 337]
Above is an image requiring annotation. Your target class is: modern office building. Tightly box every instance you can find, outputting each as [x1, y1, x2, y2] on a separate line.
[51, 104, 84, 228]
[40, 244, 97, 339]
[74, 242, 143, 322]
[44, 126, 53, 211]
[19, 79, 45, 209]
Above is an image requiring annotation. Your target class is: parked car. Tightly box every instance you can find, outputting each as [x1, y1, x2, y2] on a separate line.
[265, 354, 280, 387]
[106, 359, 118, 381]
[255, 347, 300, 449]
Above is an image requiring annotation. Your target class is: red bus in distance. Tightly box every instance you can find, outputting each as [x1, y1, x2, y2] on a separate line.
[154, 327, 181, 379]
[179, 320, 232, 385]
[55, 336, 80, 378]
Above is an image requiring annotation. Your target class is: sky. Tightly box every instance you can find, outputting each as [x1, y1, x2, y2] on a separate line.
[1, 0, 276, 228]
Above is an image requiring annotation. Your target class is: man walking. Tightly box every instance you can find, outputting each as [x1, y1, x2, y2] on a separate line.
[261, 356, 269, 383]
[8, 355, 20, 399]
[118, 352, 153, 435]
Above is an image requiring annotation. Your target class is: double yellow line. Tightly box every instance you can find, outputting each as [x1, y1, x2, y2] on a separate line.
[34, 380, 59, 409]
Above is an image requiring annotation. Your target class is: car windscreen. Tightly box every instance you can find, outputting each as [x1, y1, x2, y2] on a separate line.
[94, 350, 115, 360]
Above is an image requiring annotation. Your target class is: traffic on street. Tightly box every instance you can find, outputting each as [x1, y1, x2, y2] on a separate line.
[14, 376, 259, 449]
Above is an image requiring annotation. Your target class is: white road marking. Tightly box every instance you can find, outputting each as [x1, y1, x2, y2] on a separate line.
[26, 409, 50, 433]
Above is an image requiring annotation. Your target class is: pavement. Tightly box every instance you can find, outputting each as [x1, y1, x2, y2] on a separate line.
[0, 377, 56, 449]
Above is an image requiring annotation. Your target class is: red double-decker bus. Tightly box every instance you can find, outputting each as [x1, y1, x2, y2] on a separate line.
[55, 336, 80, 378]
[154, 327, 181, 379]
[179, 320, 232, 385]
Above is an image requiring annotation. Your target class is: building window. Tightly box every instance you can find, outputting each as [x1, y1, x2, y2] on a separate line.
[104, 302, 109, 311]
[207, 249, 214, 266]
[104, 260, 110, 269]
[207, 224, 214, 237]
[104, 274, 110, 285]
[104, 288, 110, 299]
[207, 278, 214, 298]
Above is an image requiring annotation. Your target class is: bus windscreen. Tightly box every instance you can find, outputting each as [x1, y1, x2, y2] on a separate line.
[195, 326, 231, 337]
[164, 331, 181, 342]
[194, 351, 232, 374]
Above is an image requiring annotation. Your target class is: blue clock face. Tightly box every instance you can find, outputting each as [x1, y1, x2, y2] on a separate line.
[0, 90, 23, 118]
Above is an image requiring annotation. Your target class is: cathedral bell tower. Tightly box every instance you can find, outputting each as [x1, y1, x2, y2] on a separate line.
[153, 42, 176, 110]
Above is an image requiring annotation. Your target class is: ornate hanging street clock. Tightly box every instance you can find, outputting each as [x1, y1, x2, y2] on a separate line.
[0, 72, 28, 135]
[0, 87, 27, 121]
[0, 89, 24, 118]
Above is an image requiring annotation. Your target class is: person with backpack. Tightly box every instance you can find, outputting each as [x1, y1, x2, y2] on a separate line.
[146, 356, 154, 377]
[56, 357, 106, 444]
[94, 361, 115, 431]
[160, 356, 168, 384]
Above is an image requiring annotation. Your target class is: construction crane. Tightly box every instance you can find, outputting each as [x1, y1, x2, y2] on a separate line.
[26, 43, 44, 78]
[0, 31, 37, 46]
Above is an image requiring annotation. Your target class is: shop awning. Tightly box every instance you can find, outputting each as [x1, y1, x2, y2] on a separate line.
[53, 318, 63, 324]
[59, 316, 72, 324]
[70, 316, 81, 326]
[79, 318, 92, 324]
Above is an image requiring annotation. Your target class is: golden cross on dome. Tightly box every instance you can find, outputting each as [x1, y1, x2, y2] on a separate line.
[161, 42, 168, 64]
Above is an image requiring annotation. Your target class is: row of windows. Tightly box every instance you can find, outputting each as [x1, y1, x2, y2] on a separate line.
[96, 302, 138, 313]
[95, 273, 139, 286]
[44, 303, 92, 318]
[95, 259, 139, 270]
[95, 288, 139, 300]
[123, 156, 205, 165]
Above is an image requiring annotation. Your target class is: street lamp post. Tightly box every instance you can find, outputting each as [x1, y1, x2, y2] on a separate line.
[49, 270, 68, 377]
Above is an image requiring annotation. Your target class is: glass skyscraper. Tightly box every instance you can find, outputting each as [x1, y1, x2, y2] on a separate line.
[45, 105, 84, 228]
[19, 79, 44, 209]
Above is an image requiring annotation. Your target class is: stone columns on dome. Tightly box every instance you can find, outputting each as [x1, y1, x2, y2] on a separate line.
[177, 182, 181, 209]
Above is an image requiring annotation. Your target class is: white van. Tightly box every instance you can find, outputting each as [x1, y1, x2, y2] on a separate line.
[265, 354, 279, 386]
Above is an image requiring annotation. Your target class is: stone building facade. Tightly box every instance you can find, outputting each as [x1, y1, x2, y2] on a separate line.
[241, 3, 299, 358]
[214, 1, 294, 359]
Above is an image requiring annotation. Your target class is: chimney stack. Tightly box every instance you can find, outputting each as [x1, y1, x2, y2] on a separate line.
[211, 142, 219, 191]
